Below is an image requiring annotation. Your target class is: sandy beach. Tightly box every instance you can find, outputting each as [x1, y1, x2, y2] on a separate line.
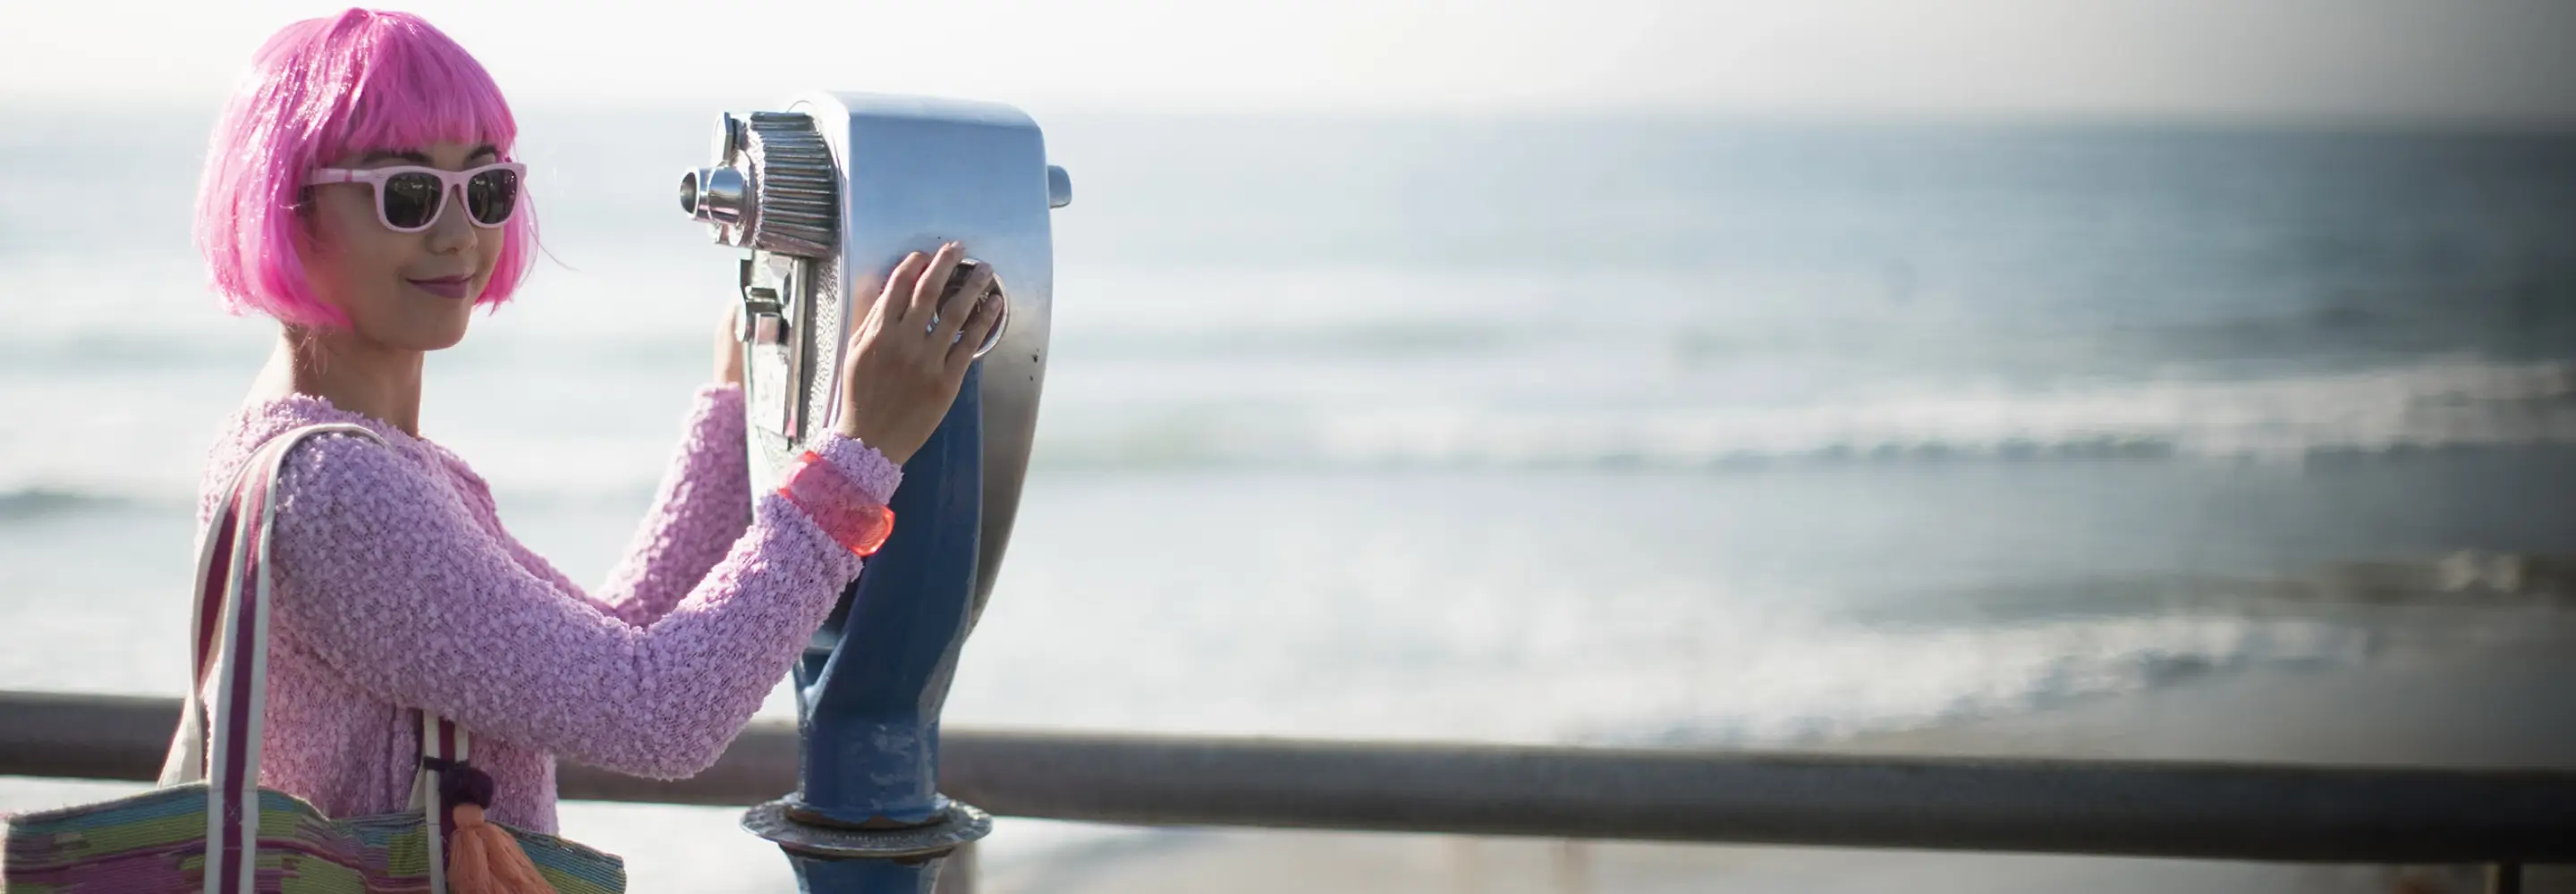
[971, 630, 2576, 894]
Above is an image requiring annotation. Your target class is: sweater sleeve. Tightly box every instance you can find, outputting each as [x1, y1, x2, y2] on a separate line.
[265, 430, 900, 779]
[592, 384, 756, 627]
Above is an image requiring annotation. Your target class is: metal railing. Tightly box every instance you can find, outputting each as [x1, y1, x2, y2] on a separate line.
[3, 688, 2567, 889]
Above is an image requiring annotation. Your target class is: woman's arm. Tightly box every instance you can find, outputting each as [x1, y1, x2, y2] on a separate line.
[577, 309, 768, 625]
[588, 384, 756, 627]
[267, 430, 894, 779]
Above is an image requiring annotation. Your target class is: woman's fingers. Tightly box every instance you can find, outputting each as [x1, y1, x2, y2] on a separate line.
[831, 244, 1002, 457]
[908, 241, 968, 323]
[714, 303, 745, 386]
[946, 291, 1004, 369]
[872, 250, 930, 327]
[930, 261, 996, 345]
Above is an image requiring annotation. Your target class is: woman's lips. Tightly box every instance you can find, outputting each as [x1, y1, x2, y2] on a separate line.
[407, 275, 470, 299]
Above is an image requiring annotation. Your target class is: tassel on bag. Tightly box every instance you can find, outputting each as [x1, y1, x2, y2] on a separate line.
[428, 757, 554, 894]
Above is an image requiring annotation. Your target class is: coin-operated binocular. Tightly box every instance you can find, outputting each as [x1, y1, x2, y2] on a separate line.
[680, 92, 1069, 894]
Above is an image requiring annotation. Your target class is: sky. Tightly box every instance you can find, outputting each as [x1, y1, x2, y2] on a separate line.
[3, 0, 2573, 124]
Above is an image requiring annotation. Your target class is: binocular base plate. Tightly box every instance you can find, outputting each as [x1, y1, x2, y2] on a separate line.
[742, 797, 993, 861]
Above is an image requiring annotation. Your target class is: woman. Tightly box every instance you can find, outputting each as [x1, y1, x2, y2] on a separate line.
[191, 9, 997, 834]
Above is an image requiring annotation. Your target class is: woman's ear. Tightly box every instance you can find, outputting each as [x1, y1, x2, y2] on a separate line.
[291, 187, 331, 257]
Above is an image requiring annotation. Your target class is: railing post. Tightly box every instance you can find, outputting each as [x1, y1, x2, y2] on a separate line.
[2489, 863, 2522, 894]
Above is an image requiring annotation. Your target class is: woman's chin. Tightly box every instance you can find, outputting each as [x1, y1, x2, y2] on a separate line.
[414, 329, 470, 351]
[369, 316, 472, 351]
[410, 301, 479, 350]
[414, 321, 473, 351]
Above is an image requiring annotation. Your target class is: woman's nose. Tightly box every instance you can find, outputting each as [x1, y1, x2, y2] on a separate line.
[420, 184, 478, 251]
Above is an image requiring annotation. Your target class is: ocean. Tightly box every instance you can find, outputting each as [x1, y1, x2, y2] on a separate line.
[2, 105, 2572, 890]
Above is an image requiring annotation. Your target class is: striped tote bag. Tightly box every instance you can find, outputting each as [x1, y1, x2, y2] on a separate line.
[3, 424, 625, 893]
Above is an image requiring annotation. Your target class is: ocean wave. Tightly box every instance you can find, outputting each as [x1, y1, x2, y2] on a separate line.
[1032, 358, 2576, 469]
[2264, 552, 2576, 606]
[1557, 562, 2576, 749]
[942, 565, 2410, 749]
[1580, 611, 2379, 749]
[0, 487, 134, 521]
[1093, 606, 2398, 749]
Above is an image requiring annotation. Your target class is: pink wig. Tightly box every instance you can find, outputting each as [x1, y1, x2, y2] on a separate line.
[195, 9, 537, 329]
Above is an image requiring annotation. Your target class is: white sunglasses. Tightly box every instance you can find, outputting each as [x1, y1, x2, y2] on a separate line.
[304, 162, 526, 232]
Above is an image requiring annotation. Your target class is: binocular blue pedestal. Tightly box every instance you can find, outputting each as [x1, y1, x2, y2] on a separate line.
[744, 368, 994, 893]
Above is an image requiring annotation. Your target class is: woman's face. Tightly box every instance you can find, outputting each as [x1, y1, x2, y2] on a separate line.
[300, 141, 504, 350]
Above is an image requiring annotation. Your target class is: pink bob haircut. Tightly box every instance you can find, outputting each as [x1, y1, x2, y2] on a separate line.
[195, 9, 538, 329]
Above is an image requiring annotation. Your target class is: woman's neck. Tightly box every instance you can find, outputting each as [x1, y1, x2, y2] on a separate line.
[253, 326, 427, 437]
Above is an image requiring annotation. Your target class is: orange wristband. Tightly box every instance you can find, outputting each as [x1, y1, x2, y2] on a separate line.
[777, 451, 894, 556]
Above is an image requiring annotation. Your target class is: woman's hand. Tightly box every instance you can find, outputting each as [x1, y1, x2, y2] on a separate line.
[714, 304, 745, 388]
[833, 241, 1003, 467]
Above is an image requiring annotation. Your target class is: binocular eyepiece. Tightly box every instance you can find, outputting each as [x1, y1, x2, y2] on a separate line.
[680, 110, 840, 260]
[676, 165, 745, 224]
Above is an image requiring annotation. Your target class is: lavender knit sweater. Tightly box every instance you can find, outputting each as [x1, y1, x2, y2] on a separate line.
[193, 384, 897, 834]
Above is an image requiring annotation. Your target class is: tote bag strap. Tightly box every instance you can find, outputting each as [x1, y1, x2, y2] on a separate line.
[157, 451, 257, 789]
[410, 709, 474, 894]
[156, 423, 385, 894]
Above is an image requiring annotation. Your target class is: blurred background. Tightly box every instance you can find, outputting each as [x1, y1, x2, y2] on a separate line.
[3, 2, 2572, 891]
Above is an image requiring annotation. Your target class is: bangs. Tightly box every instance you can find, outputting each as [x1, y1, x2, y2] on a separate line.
[318, 17, 518, 164]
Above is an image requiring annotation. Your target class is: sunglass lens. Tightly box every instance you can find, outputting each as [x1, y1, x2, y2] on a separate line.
[465, 168, 520, 226]
[381, 173, 444, 230]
